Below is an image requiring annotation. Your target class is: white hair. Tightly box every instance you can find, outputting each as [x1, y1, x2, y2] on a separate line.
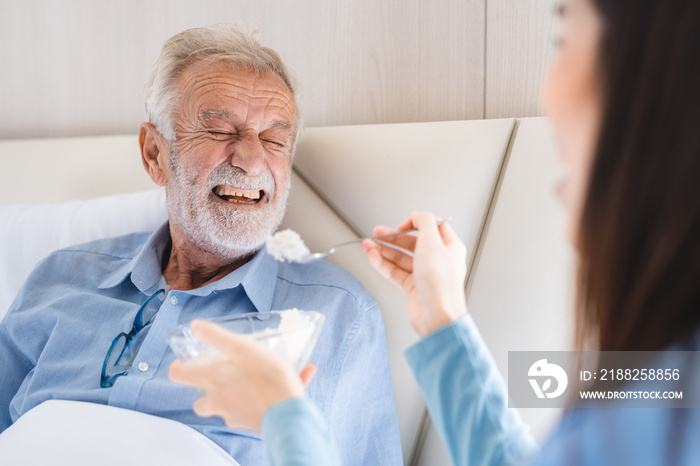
[144, 24, 302, 148]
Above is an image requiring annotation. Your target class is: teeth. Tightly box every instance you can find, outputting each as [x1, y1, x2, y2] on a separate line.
[215, 187, 262, 200]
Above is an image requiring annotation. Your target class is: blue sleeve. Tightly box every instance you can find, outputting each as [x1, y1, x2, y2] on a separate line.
[327, 302, 403, 465]
[405, 315, 538, 466]
[0, 322, 33, 432]
[0, 291, 37, 432]
[262, 397, 340, 466]
[533, 401, 700, 465]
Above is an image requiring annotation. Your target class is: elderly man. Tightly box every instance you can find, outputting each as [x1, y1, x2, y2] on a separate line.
[0, 25, 402, 465]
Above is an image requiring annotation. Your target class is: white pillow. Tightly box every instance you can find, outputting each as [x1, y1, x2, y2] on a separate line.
[0, 189, 168, 320]
[0, 400, 240, 466]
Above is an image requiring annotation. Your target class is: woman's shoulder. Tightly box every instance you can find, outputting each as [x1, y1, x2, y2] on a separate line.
[533, 404, 700, 465]
[535, 345, 700, 466]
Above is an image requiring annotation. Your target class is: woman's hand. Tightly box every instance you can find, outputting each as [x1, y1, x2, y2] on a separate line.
[168, 319, 316, 432]
[361, 211, 468, 337]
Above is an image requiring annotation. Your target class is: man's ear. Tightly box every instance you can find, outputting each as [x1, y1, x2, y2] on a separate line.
[139, 122, 169, 186]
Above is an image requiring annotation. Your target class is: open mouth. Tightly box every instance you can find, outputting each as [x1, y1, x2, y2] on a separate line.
[213, 186, 265, 204]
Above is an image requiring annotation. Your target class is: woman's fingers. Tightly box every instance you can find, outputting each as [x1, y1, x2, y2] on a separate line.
[299, 364, 317, 387]
[190, 320, 246, 354]
[168, 360, 192, 385]
[366, 224, 417, 274]
[169, 359, 213, 388]
[396, 216, 415, 232]
[192, 394, 215, 418]
[192, 393, 237, 427]
[371, 240, 415, 273]
[374, 212, 457, 254]
[410, 212, 467, 257]
[437, 219, 466, 253]
[371, 225, 396, 237]
[410, 212, 442, 241]
[169, 323, 258, 394]
[371, 225, 418, 253]
[362, 241, 412, 290]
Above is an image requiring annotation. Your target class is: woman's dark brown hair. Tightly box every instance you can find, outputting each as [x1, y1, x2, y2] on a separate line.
[576, 0, 700, 352]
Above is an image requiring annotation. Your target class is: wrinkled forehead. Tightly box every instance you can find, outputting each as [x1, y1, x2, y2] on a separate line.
[174, 61, 297, 127]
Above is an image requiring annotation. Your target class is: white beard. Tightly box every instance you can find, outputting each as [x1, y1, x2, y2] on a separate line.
[165, 144, 289, 260]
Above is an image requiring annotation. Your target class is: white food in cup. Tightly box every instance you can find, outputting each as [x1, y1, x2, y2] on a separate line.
[179, 309, 315, 371]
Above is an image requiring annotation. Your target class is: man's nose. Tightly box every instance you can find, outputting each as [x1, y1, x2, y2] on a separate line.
[231, 135, 266, 176]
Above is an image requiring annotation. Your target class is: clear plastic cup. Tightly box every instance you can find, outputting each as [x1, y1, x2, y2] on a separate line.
[166, 309, 325, 373]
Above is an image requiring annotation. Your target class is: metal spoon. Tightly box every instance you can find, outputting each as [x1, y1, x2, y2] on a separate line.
[298, 216, 453, 263]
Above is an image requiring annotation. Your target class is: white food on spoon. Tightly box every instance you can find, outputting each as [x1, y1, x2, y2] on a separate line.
[266, 229, 311, 262]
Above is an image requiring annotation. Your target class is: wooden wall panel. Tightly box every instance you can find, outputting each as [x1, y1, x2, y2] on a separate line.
[0, 0, 484, 139]
[484, 0, 560, 119]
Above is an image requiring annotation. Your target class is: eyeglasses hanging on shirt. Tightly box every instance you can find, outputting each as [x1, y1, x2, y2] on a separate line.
[100, 289, 166, 388]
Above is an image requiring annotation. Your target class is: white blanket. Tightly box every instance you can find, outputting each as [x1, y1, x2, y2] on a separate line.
[0, 400, 240, 466]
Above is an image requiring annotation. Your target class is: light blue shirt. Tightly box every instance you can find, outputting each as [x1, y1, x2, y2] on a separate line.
[0, 222, 402, 466]
[262, 315, 700, 465]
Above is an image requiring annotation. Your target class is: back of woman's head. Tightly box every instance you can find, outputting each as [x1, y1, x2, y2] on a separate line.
[577, 0, 700, 351]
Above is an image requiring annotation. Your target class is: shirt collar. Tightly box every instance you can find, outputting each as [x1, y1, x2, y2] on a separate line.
[98, 221, 279, 313]
[98, 221, 170, 292]
[238, 245, 278, 313]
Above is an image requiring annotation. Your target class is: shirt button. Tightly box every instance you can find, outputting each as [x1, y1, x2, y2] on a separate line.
[170, 296, 179, 305]
[137, 362, 149, 372]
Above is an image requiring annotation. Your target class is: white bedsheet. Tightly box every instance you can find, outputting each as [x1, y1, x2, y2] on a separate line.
[0, 400, 240, 466]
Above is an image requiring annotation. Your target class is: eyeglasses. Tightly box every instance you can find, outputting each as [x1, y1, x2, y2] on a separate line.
[101, 289, 165, 388]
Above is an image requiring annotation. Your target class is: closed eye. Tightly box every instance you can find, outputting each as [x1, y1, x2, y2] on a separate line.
[261, 139, 285, 147]
[209, 131, 236, 137]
